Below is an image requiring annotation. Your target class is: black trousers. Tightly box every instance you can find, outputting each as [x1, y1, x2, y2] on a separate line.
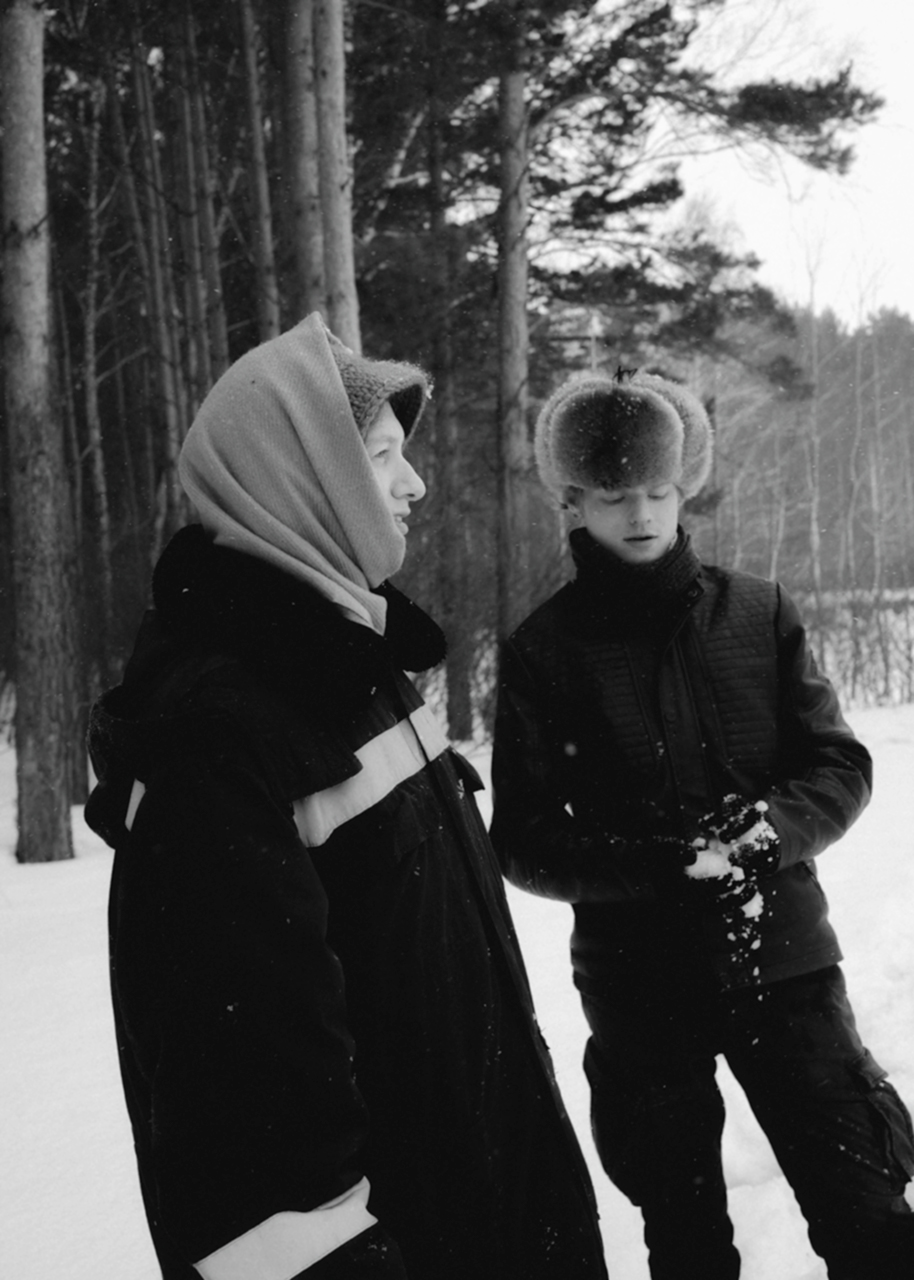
[579, 965, 914, 1280]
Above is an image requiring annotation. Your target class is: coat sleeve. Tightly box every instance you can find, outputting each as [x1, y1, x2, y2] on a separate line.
[110, 739, 408, 1278]
[765, 585, 873, 868]
[489, 638, 652, 903]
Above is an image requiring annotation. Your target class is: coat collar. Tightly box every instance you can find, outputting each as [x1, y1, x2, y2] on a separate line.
[142, 524, 446, 714]
[568, 526, 703, 629]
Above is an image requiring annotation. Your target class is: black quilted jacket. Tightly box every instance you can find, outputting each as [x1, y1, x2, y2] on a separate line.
[491, 529, 872, 992]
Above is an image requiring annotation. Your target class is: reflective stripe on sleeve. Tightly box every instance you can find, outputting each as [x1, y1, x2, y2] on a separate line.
[124, 778, 147, 832]
[293, 703, 449, 848]
[194, 1176, 376, 1280]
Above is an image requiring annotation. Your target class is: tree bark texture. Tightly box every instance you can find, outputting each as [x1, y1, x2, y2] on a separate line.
[82, 79, 116, 675]
[184, 5, 230, 382]
[172, 23, 213, 408]
[284, 0, 325, 320]
[314, 0, 360, 349]
[239, 0, 281, 341]
[496, 1, 532, 641]
[427, 1, 473, 739]
[131, 33, 186, 547]
[1, 0, 75, 861]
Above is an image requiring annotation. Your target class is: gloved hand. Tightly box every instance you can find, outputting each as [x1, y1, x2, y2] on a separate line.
[702, 794, 780, 873]
[645, 833, 706, 899]
[679, 797, 779, 979]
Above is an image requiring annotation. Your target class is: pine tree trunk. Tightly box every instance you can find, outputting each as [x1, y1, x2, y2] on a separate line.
[1, 0, 75, 862]
[107, 76, 167, 558]
[173, 21, 213, 409]
[55, 273, 81, 545]
[314, 0, 360, 349]
[284, 0, 325, 319]
[240, 0, 281, 340]
[131, 34, 186, 547]
[82, 78, 116, 682]
[428, 1, 473, 740]
[495, 1, 532, 641]
[184, 5, 230, 382]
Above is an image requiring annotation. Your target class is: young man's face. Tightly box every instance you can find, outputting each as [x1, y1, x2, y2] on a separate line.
[364, 402, 426, 537]
[573, 482, 680, 563]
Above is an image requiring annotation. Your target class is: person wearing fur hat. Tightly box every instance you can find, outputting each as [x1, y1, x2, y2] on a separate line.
[84, 314, 609, 1280]
[490, 368, 914, 1279]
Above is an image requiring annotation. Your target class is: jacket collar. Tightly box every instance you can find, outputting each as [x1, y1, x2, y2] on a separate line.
[139, 524, 446, 713]
[569, 526, 703, 628]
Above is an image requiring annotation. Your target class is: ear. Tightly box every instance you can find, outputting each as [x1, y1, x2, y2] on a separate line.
[561, 485, 583, 516]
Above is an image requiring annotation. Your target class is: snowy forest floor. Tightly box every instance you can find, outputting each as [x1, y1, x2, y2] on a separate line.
[2, 703, 914, 1278]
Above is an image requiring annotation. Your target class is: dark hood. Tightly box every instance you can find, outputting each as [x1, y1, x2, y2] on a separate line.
[85, 524, 446, 847]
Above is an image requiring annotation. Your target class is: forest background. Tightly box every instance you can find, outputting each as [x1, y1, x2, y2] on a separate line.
[1, 0, 911, 862]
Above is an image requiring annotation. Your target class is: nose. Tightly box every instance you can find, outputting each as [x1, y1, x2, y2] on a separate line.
[629, 495, 651, 524]
[397, 456, 426, 502]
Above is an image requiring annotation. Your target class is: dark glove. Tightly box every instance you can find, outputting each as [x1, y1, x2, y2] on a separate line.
[645, 834, 705, 899]
[707, 794, 780, 874]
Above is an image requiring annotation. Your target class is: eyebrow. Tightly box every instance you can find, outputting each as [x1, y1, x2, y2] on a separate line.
[367, 425, 404, 446]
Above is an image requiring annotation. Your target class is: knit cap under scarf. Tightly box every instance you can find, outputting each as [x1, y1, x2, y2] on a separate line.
[178, 314, 405, 635]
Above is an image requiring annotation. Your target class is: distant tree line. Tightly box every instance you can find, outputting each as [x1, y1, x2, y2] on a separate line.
[0, 0, 885, 858]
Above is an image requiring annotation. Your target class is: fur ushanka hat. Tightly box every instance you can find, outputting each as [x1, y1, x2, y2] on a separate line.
[534, 369, 713, 502]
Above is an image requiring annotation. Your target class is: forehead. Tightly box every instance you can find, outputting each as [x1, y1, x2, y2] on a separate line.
[583, 482, 676, 499]
[364, 402, 405, 446]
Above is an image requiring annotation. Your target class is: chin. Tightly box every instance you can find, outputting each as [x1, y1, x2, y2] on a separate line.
[620, 543, 660, 561]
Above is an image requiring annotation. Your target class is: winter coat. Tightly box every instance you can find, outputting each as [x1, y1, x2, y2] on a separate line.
[85, 525, 607, 1280]
[490, 528, 872, 994]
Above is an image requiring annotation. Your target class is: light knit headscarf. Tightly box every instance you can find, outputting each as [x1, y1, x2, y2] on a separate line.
[178, 313, 429, 634]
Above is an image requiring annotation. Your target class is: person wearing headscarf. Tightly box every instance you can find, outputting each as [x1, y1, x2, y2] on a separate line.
[86, 315, 608, 1280]
[490, 368, 914, 1279]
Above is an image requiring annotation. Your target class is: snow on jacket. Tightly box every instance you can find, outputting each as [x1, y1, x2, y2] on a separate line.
[490, 528, 873, 994]
[85, 525, 608, 1280]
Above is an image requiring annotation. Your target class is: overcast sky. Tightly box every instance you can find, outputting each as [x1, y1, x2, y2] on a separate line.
[680, 0, 914, 325]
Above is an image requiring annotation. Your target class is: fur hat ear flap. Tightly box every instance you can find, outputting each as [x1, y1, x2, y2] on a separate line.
[534, 370, 713, 501]
[629, 371, 713, 498]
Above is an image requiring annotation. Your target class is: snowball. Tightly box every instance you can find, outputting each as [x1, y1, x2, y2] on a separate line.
[741, 891, 764, 919]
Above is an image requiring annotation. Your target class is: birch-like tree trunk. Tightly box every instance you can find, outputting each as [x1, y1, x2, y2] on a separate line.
[802, 361, 824, 609]
[1, 0, 75, 862]
[240, 0, 281, 341]
[766, 422, 787, 582]
[495, 0, 532, 640]
[314, 0, 360, 348]
[867, 328, 893, 699]
[284, 0, 325, 319]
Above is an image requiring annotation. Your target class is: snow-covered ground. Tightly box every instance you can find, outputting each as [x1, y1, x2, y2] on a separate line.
[2, 703, 913, 1278]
